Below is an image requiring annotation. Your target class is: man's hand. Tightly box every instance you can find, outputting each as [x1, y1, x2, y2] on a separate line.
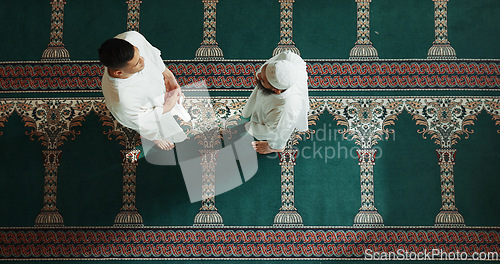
[163, 88, 181, 113]
[163, 68, 185, 104]
[163, 68, 180, 92]
[154, 139, 175, 150]
[251, 141, 284, 154]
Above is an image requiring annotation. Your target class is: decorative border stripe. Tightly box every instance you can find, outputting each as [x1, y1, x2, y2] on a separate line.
[1, 60, 499, 92]
[1, 227, 498, 260]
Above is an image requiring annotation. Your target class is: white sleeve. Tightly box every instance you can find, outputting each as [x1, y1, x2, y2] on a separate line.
[110, 103, 168, 142]
[245, 108, 281, 142]
[137, 94, 186, 142]
[245, 106, 298, 150]
[118, 31, 166, 73]
[112, 93, 184, 142]
[137, 106, 171, 141]
[143, 39, 167, 73]
[267, 105, 299, 150]
[242, 89, 258, 118]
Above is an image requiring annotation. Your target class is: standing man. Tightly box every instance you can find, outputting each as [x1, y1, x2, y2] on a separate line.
[99, 31, 189, 150]
[242, 51, 309, 154]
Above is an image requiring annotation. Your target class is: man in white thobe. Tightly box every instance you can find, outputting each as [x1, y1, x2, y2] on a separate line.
[99, 31, 189, 150]
[242, 51, 309, 154]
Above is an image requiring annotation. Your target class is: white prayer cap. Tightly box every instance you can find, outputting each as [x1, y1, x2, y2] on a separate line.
[265, 60, 297, 90]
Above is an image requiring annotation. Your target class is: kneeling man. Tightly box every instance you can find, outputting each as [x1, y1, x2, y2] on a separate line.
[242, 51, 309, 154]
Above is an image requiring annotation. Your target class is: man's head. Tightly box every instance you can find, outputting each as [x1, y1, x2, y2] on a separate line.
[256, 61, 297, 95]
[98, 38, 145, 78]
[256, 64, 279, 95]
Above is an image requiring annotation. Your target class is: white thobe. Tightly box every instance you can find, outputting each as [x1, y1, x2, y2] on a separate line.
[101, 31, 187, 143]
[242, 51, 309, 150]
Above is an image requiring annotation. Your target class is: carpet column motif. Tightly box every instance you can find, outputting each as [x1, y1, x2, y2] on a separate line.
[194, 149, 224, 226]
[354, 148, 383, 226]
[273, 0, 300, 56]
[41, 0, 70, 61]
[406, 98, 484, 226]
[435, 148, 465, 226]
[274, 136, 303, 226]
[16, 100, 92, 227]
[195, 0, 224, 60]
[329, 98, 403, 225]
[114, 149, 144, 226]
[35, 150, 64, 227]
[126, 0, 142, 32]
[191, 98, 224, 226]
[93, 101, 145, 226]
[349, 0, 378, 60]
[428, 0, 456, 59]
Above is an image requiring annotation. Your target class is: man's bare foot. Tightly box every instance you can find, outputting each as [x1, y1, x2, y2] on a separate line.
[251, 141, 284, 154]
[154, 139, 175, 150]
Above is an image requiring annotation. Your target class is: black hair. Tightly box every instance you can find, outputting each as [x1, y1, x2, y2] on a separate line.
[98, 38, 135, 69]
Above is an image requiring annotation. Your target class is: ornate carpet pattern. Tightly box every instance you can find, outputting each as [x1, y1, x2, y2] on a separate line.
[1, 227, 499, 260]
[1, 95, 500, 261]
[1, 0, 500, 262]
[1, 60, 499, 92]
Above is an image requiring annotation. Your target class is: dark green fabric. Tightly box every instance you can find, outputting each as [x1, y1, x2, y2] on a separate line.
[295, 0, 356, 59]
[371, 0, 434, 59]
[449, 0, 500, 59]
[64, 0, 127, 60]
[0, 114, 44, 227]
[1, 110, 498, 227]
[1, 0, 500, 60]
[454, 111, 500, 226]
[375, 111, 441, 226]
[0, 0, 50, 61]
[57, 114, 124, 226]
